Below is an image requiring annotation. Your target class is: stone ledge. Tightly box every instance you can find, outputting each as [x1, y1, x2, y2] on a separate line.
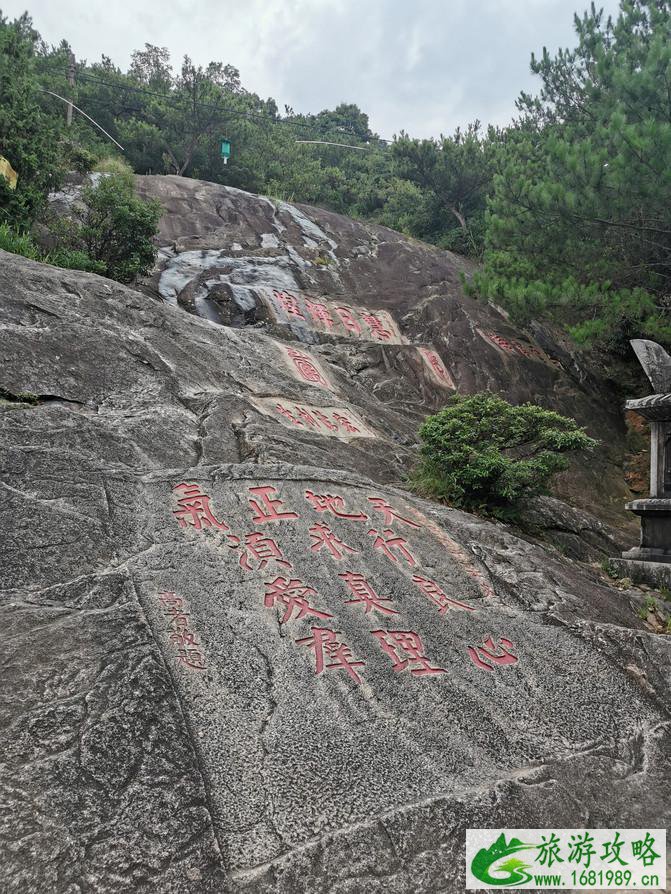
[610, 558, 671, 589]
[626, 498, 671, 512]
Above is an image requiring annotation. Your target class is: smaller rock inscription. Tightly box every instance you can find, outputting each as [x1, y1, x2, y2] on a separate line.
[278, 343, 336, 391]
[477, 328, 562, 368]
[417, 346, 456, 389]
[258, 286, 405, 344]
[251, 397, 378, 439]
[157, 591, 207, 670]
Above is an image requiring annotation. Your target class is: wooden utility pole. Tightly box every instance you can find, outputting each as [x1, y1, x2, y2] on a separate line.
[66, 51, 75, 127]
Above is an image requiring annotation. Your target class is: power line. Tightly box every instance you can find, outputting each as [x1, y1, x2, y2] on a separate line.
[296, 140, 371, 151]
[38, 88, 125, 150]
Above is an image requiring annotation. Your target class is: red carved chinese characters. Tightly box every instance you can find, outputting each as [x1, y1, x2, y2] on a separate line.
[428, 352, 447, 381]
[488, 332, 515, 351]
[467, 637, 518, 671]
[368, 528, 417, 567]
[361, 312, 393, 341]
[173, 482, 229, 531]
[313, 410, 338, 432]
[239, 532, 292, 572]
[412, 574, 475, 615]
[367, 497, 421, 529]
[273, 289, 305, 319]
[372, 630, 446, 676]
[305, 300, 334, 330]
[276, 404, 304, 426]
[309, 523, 358, 559]
[481, 330, 559, 367]
[332, 412, 360, 433]
[304, 490, 368, 521]
[418, 347, 455, 388]
[296, 627, 365, 683]
[339, 571, 398, 616]
[335, 306, 362, 335]
[158, 591, 206, 670]
[264, 577, 333, 623]
[287, 348, 329, 387]
[296, 407, 318, 427]
[271, 403, 370, 437]
[248, 485, 299, 524]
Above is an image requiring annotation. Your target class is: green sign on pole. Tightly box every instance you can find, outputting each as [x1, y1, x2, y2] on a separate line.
[220, 140, 231, 164]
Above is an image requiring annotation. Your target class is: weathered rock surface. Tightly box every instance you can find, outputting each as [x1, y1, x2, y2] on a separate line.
[1, 179, 669, 893]
[134, 175, 636, 533]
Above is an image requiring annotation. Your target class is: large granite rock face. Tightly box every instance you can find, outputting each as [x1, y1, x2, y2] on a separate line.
[1, 182, 669, 894]
[133, 175, 635, 531]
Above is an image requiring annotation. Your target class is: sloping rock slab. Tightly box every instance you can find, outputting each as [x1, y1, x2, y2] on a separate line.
[1, 252, 670, 892]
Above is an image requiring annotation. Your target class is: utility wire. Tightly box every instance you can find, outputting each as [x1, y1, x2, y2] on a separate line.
[295, 140, 371, 151]
[38, 88, 125, 150]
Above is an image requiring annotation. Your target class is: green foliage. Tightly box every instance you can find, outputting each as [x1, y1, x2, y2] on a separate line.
[388, 123, 495, 256]
[0, 386, 39, 405]
[77, 173, 161, 282]
[600, 558, 620, 580]
[93, 155, 135, 183]
[0, 13, 67, 229]
[0, 172, 159, 284]
[64, 142, 98, 175]
[43, 246, 106, 275]
[475, 0, 671, 350]
[0, 221, 40, 258]
[413, 393, 597, 517]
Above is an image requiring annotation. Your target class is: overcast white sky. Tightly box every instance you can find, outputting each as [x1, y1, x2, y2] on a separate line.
[4, 0, 621, 139]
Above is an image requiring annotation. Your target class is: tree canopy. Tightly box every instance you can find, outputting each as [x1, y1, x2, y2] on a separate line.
[474, 0, 671, 352]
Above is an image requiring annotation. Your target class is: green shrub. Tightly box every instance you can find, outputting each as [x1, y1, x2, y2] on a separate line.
[0, 386, 39, 405]
[65, 142, 98, 175]
[79, 173, 161, 282]
[36, 172, 160, 283]
[43, 246, 106, 275]
[413, 393, 597, 517]
[93, 156, 135, 185]
[0, 222, 39, 259]
[0, 171, 160, 286]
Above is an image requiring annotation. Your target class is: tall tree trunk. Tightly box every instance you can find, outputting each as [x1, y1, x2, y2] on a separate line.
[449, 205, 468, 231]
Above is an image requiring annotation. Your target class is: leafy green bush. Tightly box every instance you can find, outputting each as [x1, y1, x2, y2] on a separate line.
[413, 393, 597, 517]
[43, 246, 105, 275]
[0, 220, 105, 274]
[78, 173, 161, 282]
[64, 142, 98, 175]
[93, 156, 135, 184]
[0, 172, 160, 285]
[0, 222, 39, 259]
[0, 14, 66, 230]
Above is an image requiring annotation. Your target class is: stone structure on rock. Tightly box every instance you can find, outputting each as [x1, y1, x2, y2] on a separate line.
[2, 177, 670, 893]
[616, 340, 671, 586]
